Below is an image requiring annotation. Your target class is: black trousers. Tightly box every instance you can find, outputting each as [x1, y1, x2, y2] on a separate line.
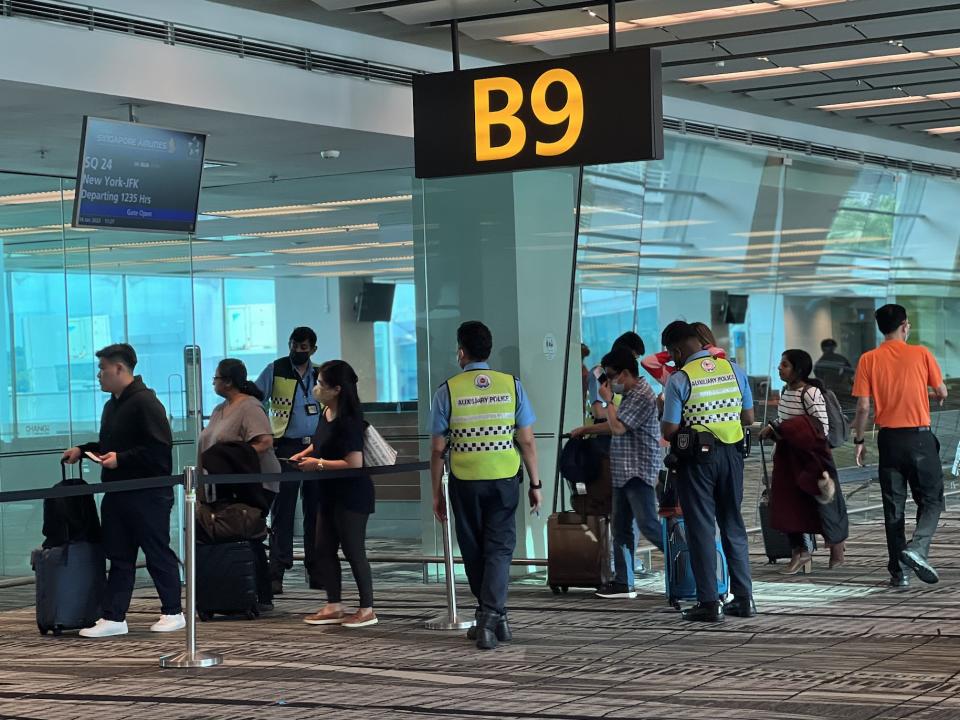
[877, 428, 944, 576]
[448, 476, 519, 615]
[268, 438, 319, 587]
[101, 488, 182, 622]
[676, 443, 752, 603]
[314, 502, 373, 607]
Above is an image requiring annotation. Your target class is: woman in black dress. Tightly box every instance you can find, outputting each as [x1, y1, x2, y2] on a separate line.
[292, 360, 376, 628]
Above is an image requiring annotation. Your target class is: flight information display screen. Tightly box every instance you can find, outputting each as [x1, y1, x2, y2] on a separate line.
[72, 117, 206, 232]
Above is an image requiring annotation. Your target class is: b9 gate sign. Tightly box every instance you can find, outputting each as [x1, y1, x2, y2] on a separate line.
[413, 48, 663, 178]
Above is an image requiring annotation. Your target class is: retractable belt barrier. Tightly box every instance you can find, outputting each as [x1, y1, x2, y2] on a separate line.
[0, 460, 432, 670]
[0, 461, 430, 505]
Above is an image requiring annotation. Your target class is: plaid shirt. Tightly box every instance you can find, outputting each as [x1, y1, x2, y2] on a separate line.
[609, 379, 661, 488]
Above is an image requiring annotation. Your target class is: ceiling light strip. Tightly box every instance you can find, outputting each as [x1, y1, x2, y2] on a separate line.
[498, 0, 846, 44]
[682, 46, 960, 85]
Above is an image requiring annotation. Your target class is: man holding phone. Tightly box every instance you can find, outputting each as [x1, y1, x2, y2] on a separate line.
[62, 343, 182, 638]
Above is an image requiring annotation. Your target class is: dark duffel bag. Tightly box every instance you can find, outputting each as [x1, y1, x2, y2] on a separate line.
[196, 541, 260, 621]
[32, 541, 105, 636]
[196, 500, 267, 544]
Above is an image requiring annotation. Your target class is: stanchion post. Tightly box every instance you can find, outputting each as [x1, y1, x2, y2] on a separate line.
[424, 463, 474, 631]
[160, 466, 223, 669]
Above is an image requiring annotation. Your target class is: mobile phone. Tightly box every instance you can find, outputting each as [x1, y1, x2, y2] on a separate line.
[84, 451, 103, 464]
[277, 457, 298, 464]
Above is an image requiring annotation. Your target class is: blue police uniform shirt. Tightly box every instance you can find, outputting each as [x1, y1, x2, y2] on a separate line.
[254, 359, 321, 439]
[662, 350, 753, 425]
[430, 362, 536, 436]
[586, 365, 603, 408]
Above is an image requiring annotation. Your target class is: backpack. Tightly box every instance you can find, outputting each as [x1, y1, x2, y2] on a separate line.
[42, 463, 102, 549]
[802, 386, 849, 449]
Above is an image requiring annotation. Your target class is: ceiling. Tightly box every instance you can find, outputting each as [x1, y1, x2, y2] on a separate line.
[213, 0, 960, 148]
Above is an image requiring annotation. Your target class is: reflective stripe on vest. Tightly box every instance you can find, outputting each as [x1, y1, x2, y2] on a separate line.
[269, 376, 298, 438]
[447, 370, 521, 481]
[681, 356, 744, 444]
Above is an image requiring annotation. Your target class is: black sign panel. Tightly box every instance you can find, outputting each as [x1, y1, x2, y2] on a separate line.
[73, 116, 206, 233]
[413, 48, 662, 179]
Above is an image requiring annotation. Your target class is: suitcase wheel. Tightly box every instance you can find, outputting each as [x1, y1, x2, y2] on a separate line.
[198, 611, 213, 622]
[52, 625, 63, 637]
[562, 586, 569, 594]
[767, 556, 778, 565]
[669, 599, 681, 611]
[245, 608, 258, 621]
[38, 623, 49, 636]
[550, 585, 561, 595]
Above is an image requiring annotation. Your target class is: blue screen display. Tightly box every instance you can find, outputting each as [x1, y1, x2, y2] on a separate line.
[72, 117, 206, 233]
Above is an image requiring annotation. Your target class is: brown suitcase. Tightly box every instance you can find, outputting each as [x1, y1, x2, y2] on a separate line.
[547, 512, 608, 594]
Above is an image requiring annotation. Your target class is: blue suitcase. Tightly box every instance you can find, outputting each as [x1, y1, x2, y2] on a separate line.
[32, 541, 105, 635]
[661, 516, 729, 610]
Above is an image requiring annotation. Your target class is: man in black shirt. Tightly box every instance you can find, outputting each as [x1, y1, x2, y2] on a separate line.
[814, 339, 854, 400]
[63, 343, 183, 638]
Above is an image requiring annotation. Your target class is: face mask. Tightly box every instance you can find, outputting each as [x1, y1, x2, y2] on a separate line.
[611, 381, 625, 395]
[290, 350, 310, 366]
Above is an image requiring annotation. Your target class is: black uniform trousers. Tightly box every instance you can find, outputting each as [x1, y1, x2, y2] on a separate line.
[268, 438, 320, 587]
[877, 428, 944, 577]
[676, 443, 753, 603]
[101, 487, 182, 622]
[448, 475, 520, 615]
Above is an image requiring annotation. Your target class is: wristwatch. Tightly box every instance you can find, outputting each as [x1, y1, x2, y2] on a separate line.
[529, 482, 543, 490]
[853, 437, 865, 445]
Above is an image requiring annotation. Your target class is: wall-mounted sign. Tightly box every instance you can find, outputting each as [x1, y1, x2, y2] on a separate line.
[413, 47, 662, 178]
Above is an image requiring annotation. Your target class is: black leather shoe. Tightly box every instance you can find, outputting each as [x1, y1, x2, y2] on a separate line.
[467, 610, 481, 640]
[495, 613, 512, 642]
[475, 611, 499, 650]
[890, 574, 910, 588]
[681, 602, 723, 623]
[722, 596, 757, 618]
[900, 549, 938, 584]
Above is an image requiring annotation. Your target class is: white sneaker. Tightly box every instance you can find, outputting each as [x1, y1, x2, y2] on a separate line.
[79, 618, 129, 638]
[150, 613, 186, 632]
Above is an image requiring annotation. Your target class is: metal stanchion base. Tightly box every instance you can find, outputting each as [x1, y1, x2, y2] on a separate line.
[159, 650, 223, 669]
[424, 615, 475, 631]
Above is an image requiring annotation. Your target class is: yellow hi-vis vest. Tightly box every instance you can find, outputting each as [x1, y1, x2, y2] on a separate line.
[680, 355, 745, 445]
[268, 358, 312, 439]
[447, 370, 521, 481]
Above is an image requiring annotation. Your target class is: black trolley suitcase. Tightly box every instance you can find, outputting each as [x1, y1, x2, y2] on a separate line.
[33, 461, 105, 635]
[196, 541, 260, 621]
[759, 439, 815, 563]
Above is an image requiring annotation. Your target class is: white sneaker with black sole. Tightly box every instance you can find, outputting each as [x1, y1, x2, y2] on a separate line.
[595, 583, 637, 599]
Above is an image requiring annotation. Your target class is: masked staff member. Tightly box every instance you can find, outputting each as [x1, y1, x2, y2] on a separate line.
[430, 321, 542, 650]
[660, 321, 755, 623]
[255, 326, 322, 594]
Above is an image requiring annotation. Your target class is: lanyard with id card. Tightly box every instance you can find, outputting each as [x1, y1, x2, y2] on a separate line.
[293, 361, 319, 417]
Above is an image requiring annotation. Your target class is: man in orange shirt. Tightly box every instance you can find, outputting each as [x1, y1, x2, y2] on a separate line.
[852, 304, 948, 588]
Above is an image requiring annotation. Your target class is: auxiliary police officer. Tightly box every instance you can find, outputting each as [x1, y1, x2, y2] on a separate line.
[659, 320, 756, 622]
[255, 326, 322, 594]
[430, 321, 542, 650]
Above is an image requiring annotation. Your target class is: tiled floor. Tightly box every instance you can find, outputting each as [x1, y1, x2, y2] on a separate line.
[3, 514, 960, 719]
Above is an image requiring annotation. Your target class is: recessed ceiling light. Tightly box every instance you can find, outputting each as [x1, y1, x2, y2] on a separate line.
[926, 125, 960, 135]
[250, 222, 379, 238]
[0, 190, 76, 205]
[205, 194, 411, 219]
